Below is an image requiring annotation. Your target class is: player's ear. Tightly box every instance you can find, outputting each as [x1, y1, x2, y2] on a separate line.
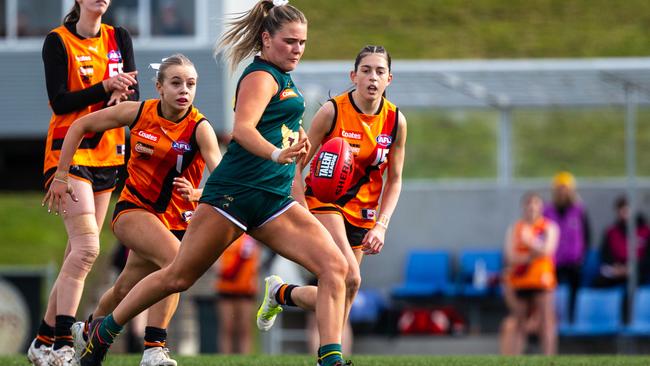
[261, 31, 272, 49]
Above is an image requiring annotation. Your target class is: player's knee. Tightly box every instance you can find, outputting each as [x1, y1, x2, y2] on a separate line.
[78, 242, 100, 269]
[318, 252, 347, 287]
[345, 268, 361, 298]
[65, 214, 100, 272]
[64, 238, 100, 274]
[329, 251, 348, 279]
[346, 278, 361, 300]
[164, 269, 197, 293]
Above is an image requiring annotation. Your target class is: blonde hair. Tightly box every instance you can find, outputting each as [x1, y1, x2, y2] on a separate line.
[155, 54, 195, 84]
[215, 0, 307, 72]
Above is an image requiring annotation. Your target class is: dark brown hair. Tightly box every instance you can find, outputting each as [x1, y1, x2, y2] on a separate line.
[63, 2, 81, 24]
[354, 45, 392, 72]
[215, 0, 307, 72]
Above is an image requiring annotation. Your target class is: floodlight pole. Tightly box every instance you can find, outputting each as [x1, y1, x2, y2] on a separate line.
[625, 84, 638, 316]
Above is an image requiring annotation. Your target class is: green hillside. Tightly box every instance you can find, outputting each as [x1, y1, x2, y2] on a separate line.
[294, 0, 650, 60]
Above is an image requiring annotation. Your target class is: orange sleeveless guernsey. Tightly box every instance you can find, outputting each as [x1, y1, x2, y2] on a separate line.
[116, 100, 206, 231]
[506, 218, 557, 290]
[305, 92, 399, 228]
[216, 235, 260, 296]
[44, 24, 126, 175]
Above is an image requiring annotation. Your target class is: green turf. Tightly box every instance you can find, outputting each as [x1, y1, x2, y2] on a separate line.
[3, 354, 650, 365]
[403, 107, 650, 179]
[292, 0, 650, 60]
[0, 192, 117, 266]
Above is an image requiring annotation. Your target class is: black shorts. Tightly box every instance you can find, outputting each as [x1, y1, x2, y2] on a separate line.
[515, 288, 544, 300]
[217, 293, 256, 300]
[310, 205, 370, 249]
[44, 165, 119, 193]
[112, 201, 186, 241]
[344, 218, 369, 249]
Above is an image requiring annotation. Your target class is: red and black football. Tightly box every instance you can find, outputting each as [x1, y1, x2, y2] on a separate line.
[309, 137, 355, 203]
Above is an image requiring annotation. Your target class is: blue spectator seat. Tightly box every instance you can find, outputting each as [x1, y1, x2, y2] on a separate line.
[622, 286, 650, 336]
[349, 289, 387, 324]
[560, 287, 623, 336]
[391, 250, 455, 299]
[457, 249, 502, 296]
[580, 248, 601, 287]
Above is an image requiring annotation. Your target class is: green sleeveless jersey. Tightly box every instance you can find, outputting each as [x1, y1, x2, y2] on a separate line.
[207, 57, 304, 196]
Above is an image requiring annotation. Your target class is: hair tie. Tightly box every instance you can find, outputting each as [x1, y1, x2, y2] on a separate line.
[148, 57, 169, 77]
[273, 0, 289, 6]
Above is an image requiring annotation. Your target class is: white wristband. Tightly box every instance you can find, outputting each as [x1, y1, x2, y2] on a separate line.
[271, 148, 282, 163]
[375, 221, 388, 229]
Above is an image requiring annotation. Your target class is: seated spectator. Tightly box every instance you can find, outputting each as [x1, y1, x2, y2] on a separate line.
[595, 196, 650, 288]
[501, 192, 559, 355]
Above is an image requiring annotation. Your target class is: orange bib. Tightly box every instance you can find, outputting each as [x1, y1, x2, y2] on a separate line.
[506, 218, 557, 290]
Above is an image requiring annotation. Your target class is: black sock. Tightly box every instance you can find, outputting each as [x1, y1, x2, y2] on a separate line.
[144, 326, 167, 349]
[275, 284, 298, 307]
[34, 319, 55, 348]
[53, 315, 75, 350]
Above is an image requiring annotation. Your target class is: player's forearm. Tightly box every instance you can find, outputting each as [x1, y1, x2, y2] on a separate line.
[377, 177, 402, 226]
[55, 121, 89, 174]
[231, 124, 278, 161]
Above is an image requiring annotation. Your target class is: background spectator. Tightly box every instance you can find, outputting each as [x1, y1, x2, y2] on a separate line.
[500, 192, 559, 355]
[152, 0, 191, 36]
[543, 171, 590, 320]
[595, 196, 650, 288]
[214, 234, 260, 354]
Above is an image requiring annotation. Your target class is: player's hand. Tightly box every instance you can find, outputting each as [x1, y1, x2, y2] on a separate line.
[276, 138, 307, 164]
[297, 130, 311, 167]
[42, 174, 78, 215]
[103, 71, 138, 93]
[107, 88, 134, 106]
[361, 224, 386, 255]
[173, 177, 201, 202]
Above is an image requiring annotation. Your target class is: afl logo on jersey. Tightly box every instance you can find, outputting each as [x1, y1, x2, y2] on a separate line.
[279, 88, 298, 101]
[107, 50, 122, 62]
[172, 141, 192, 152]
[376, 134, 392, 148]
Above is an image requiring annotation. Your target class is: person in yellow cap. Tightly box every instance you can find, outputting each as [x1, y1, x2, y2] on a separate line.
[543, 171, 591, 322]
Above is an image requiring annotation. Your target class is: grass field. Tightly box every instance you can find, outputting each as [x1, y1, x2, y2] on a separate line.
[404, 107, 650, 179]
[3, 354, 650, 366]
[292, 0, 650, 60]
[0, 193, 117, 266]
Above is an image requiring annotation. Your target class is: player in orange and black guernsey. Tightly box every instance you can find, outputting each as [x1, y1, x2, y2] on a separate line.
[264, 45, 408, 342]
[43, 54, 222, 366]
[30, 1, 138, 365]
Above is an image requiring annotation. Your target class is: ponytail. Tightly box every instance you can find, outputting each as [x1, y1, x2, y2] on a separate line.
[215, 0, 306, 72]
